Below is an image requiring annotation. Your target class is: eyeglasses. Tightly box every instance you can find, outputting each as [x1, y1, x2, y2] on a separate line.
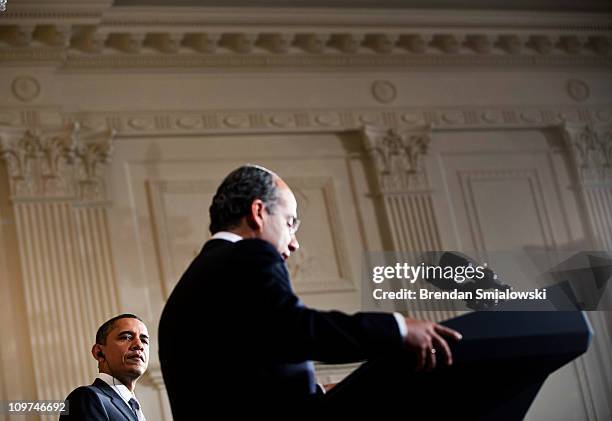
[287, 216, 301, 235]
[264, 205, 301, 235]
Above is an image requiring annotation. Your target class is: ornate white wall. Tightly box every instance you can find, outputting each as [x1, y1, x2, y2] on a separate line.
[0, 2, 611, 420]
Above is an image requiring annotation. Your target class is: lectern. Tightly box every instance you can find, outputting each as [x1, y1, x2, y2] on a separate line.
[325, 311, 592, 420]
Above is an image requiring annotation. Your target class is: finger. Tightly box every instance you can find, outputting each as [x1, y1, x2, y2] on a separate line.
[435, 324, 463, 341]
[432, 332, 453, 366]
[426, 343, 437, 371]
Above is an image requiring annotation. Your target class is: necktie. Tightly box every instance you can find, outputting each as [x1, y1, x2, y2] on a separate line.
[128, 398, 140, 418]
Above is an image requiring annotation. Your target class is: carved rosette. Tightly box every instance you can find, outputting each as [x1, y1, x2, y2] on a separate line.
[362, 125, 432, 192]
[0, 124, 115, 202]
[562, 124, 612, 186]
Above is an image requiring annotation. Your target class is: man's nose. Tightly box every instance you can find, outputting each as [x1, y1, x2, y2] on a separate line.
[131, 338, 144, 350]
[289, 234, 299, 252]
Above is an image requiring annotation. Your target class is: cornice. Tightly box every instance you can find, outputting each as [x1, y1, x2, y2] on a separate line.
[1, 6, 610, 70]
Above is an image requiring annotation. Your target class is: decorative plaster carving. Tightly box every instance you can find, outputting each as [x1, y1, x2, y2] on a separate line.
[70, 26, 106, 53]
[362, 125, 431, 192]
[145, 33, 183, 54]
[128, 117, 154, 130]
[73, 127, 114, 202]
[371, 80, 397, 104]
[562, 124, 612, 185]
[3, 105, 610, 139]
[496, 35, 523, 54]
[11, 75, 41, 102]
[329, 33, 364, 54]
[314, 113, 340, 127]
[269, 113, 295, 128]
[432, 34, 460, 54]
[587, 36, 611, 55]
[223, 114, 249, 128]
[520, 110, 542, 123]
[0, 123, 115, 201]
[481, 110, 503, 124]
[182, 33, 220, 53]
[257, 33, 293, 54]
[106, 33, 145, 54]
[558, 36, 583, 54]
[442, 111, 465, 124]
[0, 25, 34, 47]
[364, 34, 398, 54]
[0, 125, 76, 198]
[527, 35, 554, 54]
[398, 34, 427, 53]
[293, 33, 330, 54]
[567, 79, 590, 103]
[465, 35, 491, 54]
[33, 25, 71, 47]
[219, 33, 256, 54]
[176, 115, 201, 129]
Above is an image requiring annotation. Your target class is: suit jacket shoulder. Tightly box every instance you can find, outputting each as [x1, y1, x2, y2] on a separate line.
[59, 379, 137, 421]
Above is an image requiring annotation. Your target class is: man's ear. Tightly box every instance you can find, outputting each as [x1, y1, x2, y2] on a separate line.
[248, 199, 266, 231]
[92, 344, 104, 362]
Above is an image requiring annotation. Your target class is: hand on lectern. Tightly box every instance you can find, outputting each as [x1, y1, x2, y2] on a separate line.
[403, 319, 462, 372]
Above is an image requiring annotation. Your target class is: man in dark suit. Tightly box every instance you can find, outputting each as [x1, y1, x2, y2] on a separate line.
[61, 314, 149, 421]
[158, 165, 461, 418]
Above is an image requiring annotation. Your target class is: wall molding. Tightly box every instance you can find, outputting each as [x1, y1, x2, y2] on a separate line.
[1, 104, 610, 138]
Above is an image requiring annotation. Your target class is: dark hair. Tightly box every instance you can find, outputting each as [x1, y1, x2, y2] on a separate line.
[95, 314, 143, 345]
[209, 165, 279, 234]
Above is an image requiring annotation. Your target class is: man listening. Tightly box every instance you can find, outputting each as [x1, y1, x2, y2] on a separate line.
[61, 314, 149, 421]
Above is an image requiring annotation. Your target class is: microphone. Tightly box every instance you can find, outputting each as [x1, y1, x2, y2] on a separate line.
[424, 251, 512, 310]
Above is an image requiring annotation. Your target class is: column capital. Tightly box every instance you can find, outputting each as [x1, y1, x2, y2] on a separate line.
[0, 123, 115, 202]
[561, 123, 612, 187]
[362, 124, 432, 193]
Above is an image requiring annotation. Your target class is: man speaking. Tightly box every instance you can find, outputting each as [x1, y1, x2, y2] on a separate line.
[158, 165, 461, 418]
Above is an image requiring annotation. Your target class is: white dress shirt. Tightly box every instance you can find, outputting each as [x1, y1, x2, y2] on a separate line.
[97, 373, 146, 421]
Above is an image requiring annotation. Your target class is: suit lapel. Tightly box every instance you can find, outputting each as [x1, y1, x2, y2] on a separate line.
[93, 378, 138, 421]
